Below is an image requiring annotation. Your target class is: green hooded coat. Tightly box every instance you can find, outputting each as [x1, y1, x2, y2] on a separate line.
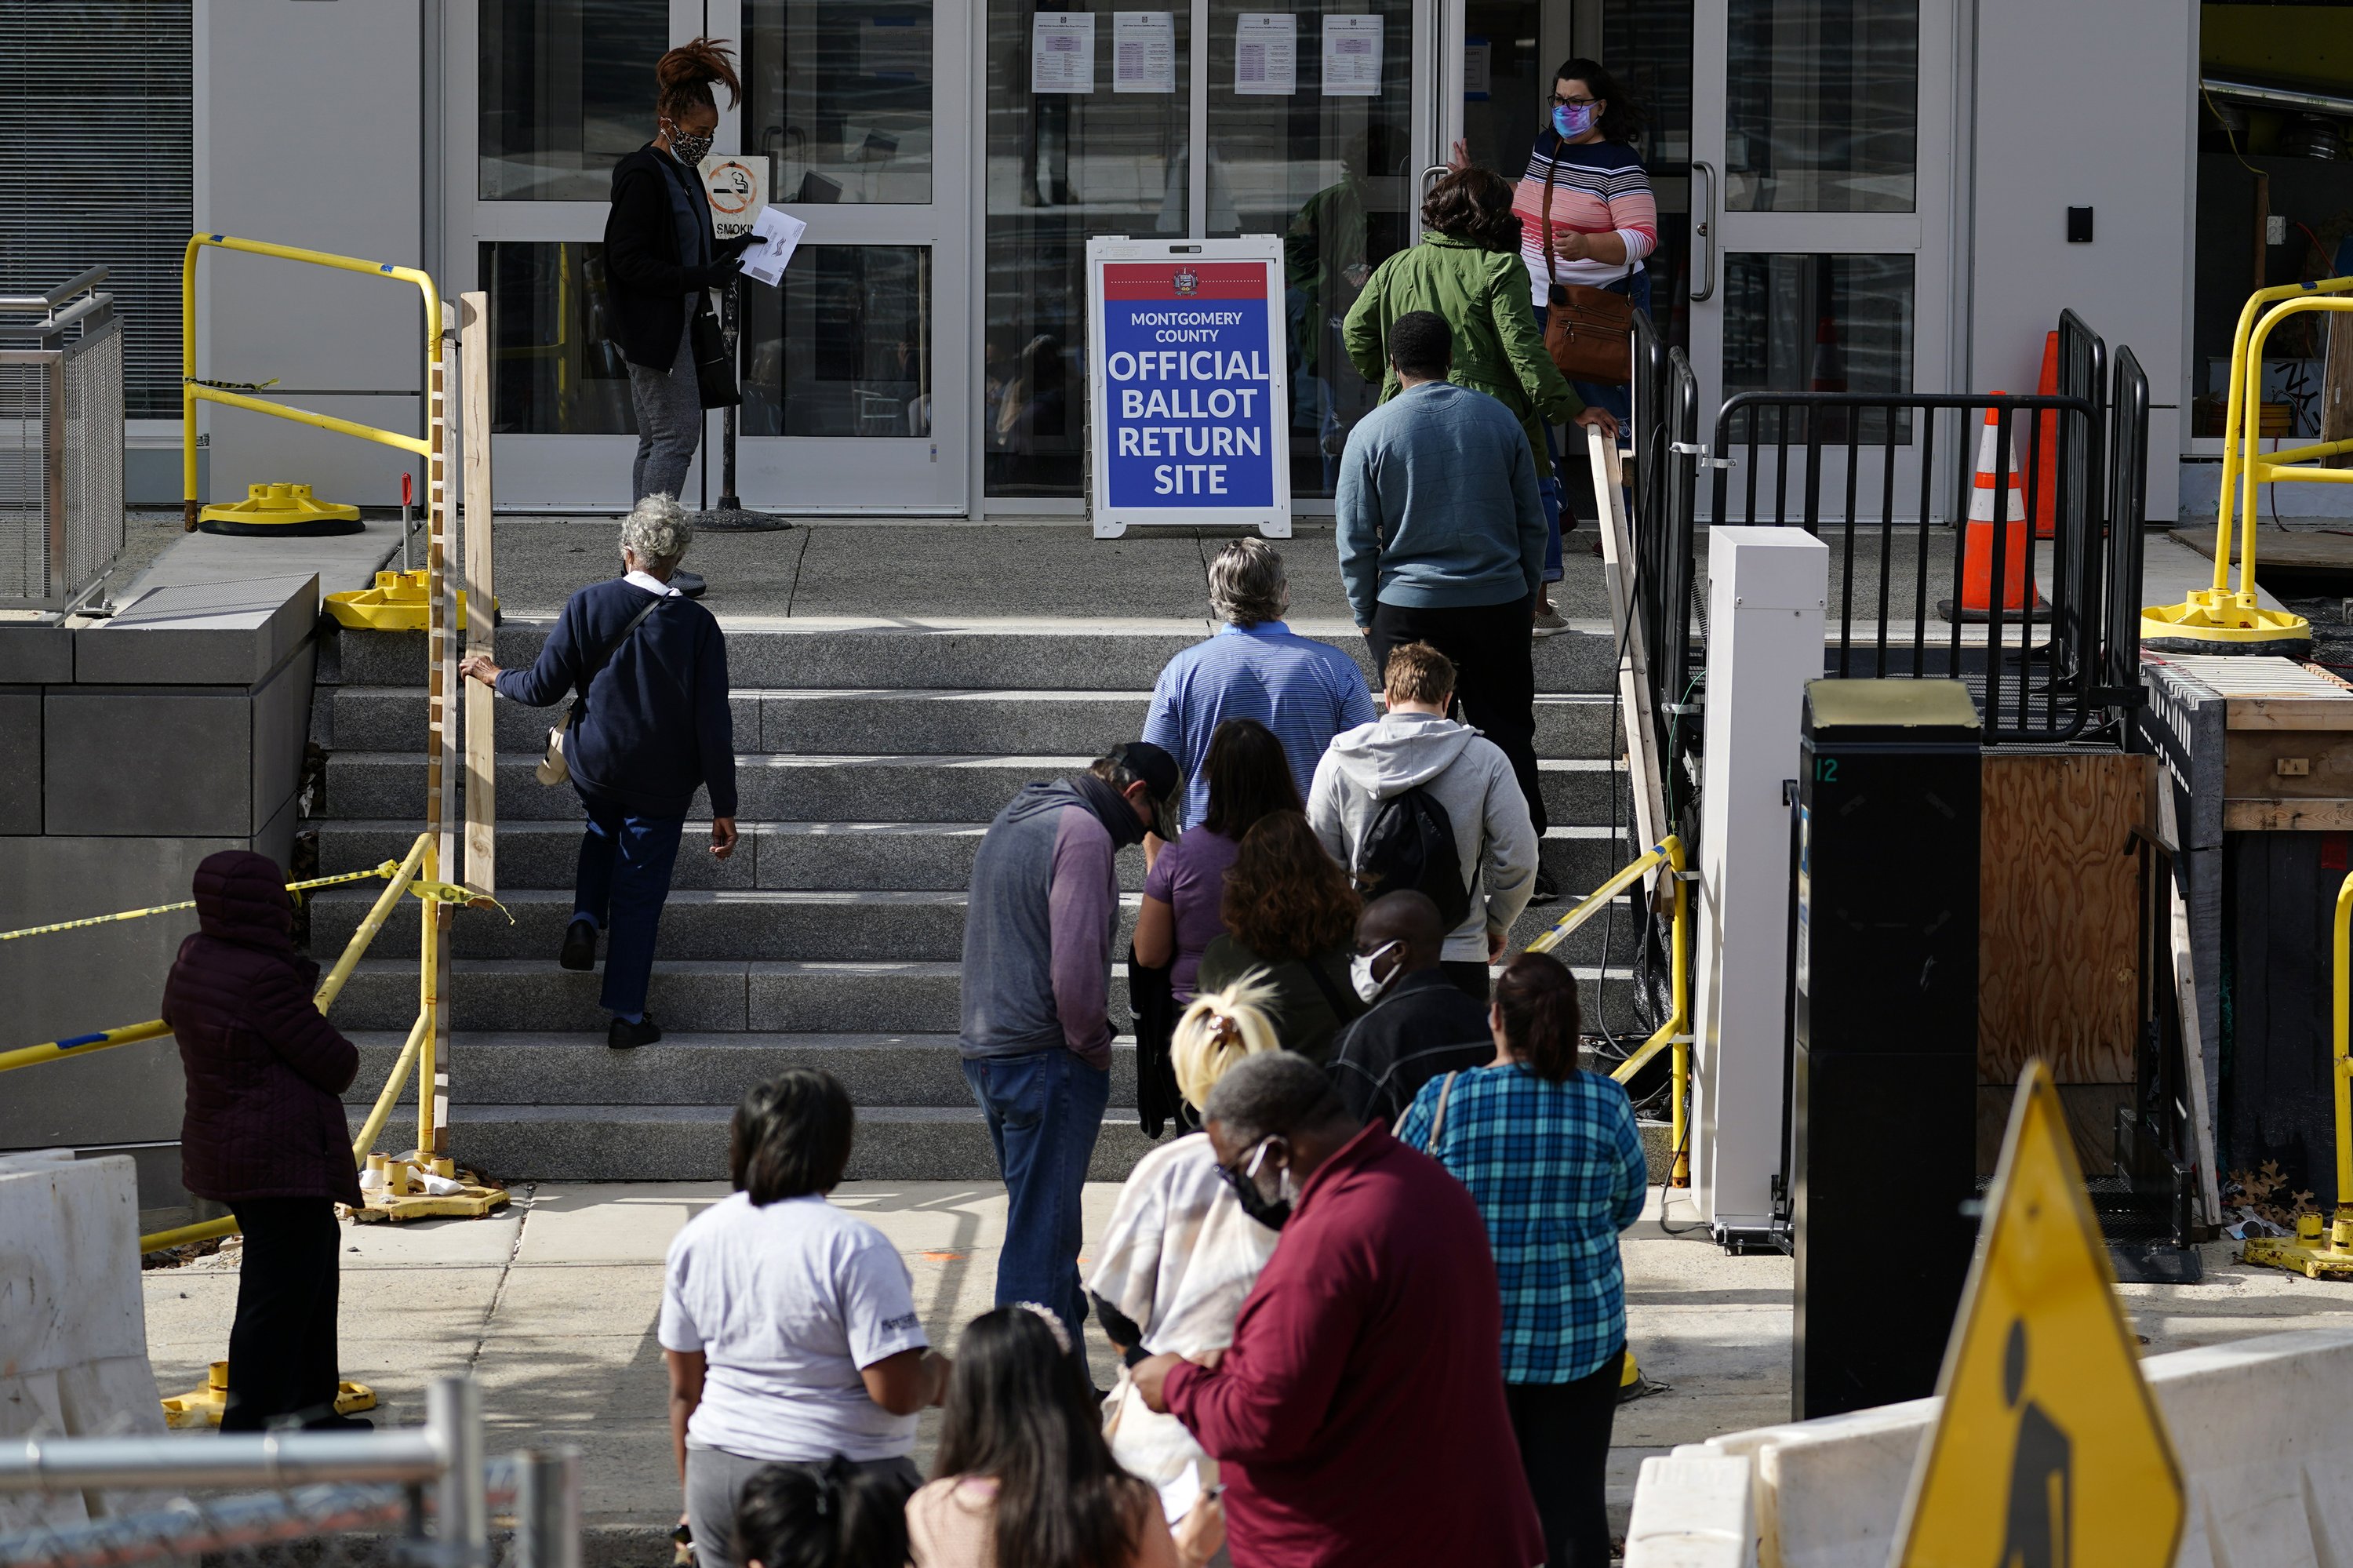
[1340, 231, 1583, 471]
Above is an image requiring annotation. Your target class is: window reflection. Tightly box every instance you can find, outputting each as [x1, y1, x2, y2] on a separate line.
[1722, 253, 1915, 442]
[1208, 0, 1413, 498]
[482, 242, 636, 435]
[479, 0, 667, 202]
[1725, 0, 1916, 213]
[745, 1, 933, 205]
[740, 246, 932, 437]
[984, 0, 1190, 497]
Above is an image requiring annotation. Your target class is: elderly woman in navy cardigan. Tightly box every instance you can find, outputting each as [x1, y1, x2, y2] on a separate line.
[460, 495, 738, 1049]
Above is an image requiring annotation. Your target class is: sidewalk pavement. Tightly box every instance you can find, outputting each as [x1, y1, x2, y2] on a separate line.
[142, 1180, 2353, 1559]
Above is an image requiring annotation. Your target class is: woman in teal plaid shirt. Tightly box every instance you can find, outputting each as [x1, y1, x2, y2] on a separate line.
[1396, 951, 1646, 1568]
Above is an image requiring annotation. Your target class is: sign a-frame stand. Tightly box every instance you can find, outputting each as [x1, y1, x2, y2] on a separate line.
[1086, 236, 1291, 540]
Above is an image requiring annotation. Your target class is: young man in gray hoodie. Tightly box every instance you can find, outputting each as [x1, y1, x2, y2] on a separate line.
[1307, 641, 1537, 1001]
[959, 740, 1181, 1354]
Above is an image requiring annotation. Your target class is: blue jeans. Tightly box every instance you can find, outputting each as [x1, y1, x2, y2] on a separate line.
[573, 789, 685, 1020]
[962, 1047, 1111, 1348]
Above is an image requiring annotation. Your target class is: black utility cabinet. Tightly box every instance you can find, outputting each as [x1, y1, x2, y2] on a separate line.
[1795, 679, 1983, 1419]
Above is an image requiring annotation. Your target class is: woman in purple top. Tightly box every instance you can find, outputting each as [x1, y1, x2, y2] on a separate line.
[1136, 719, 1300, 1003]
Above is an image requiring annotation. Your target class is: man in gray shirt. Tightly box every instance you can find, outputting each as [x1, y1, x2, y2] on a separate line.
[1334, 311, 1554, 893]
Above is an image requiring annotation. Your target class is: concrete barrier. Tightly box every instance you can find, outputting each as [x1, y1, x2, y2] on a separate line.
[0, 1151, 165, 1530]
[1629, 1327, 2353, 1568]
[1624, 1450, 1757, 1568]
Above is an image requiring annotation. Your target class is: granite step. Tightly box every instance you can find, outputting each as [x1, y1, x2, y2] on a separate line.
[324, 684, 1621, 759]
[318, 818, 1642, 897]
[328, 955, 1651, 1036]
[361, 1103, 1676, 1184]
[322, 751, 1628, 828]
[345, 1031, 1142, 1108]
[311, 885, 1645, 968]
[331, 620, 1622, 695]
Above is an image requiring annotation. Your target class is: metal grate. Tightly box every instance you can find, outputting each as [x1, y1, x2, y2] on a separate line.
[0, 311, 124, 610]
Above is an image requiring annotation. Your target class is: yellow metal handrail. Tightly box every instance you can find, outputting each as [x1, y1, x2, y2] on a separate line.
[180, 233, 444, 530]
[1524, 835, 1692, 1184]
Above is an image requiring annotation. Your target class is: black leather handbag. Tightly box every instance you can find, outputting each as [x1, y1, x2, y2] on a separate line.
[689, 292, 740, 410]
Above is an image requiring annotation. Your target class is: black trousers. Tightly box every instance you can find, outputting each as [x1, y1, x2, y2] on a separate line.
[222, 1197, 344, 1431]
[1439, 959, 1493, 1004]
[1368, 598, 1547, 835]
[1507, 1348, 1625, 1568]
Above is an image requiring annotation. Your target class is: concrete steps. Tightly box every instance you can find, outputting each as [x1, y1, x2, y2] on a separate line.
[310, 617, 1650, 1181]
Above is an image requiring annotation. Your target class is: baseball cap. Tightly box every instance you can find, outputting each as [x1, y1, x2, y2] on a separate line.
[1108, 740, 1184, 839]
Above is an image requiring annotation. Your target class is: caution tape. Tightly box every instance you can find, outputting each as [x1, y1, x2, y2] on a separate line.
[183, 374, 281, 393]
[0, 860, 409, 943]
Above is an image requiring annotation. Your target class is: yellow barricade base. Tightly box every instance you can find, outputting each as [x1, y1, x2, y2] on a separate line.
[349, 1151, 511, 1224]
[325, 569, 497, 633]
[198, 480, 364, 537]
[2243, 1210, 2353, 1281]
[162, 1360, 377, 1429]
[2140, 588, 2313, 654]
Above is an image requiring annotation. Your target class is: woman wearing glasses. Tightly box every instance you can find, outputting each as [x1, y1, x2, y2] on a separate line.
[1484, 59, 1657, 623]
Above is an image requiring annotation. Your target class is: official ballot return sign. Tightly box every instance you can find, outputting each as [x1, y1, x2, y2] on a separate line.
[1087, 236, 1291, 539]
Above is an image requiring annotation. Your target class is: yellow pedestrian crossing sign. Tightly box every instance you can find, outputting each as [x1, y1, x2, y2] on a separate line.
[1893, 1062, 2184, 1567]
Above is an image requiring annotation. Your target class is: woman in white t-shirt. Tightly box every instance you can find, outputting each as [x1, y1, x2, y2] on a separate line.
[662, 1071, 952, 1568]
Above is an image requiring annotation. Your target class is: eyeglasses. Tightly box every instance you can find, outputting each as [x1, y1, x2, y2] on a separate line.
[1550, 93, 1599, 110]
[1216, 1137, 1281, 1199]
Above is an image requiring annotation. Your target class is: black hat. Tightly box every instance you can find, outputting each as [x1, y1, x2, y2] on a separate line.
[1108, 740, 1184, 836]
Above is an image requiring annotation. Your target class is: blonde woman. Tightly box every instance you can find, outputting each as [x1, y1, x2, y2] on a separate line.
[1087, 981, 1282, 1499]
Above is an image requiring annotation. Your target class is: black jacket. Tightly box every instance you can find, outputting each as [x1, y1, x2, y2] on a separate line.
[162, 851, 363, 1206]
[603, 144, 744, 372]
[1326, 969, 1496, 1126]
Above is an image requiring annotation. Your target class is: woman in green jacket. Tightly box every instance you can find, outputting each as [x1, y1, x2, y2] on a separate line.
[1342, 166, 1617, 635]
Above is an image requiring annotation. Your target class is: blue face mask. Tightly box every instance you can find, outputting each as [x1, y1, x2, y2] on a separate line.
[1552, 102, 1598, 140]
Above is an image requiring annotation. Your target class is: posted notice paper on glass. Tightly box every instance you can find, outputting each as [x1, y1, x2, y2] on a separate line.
[1321, 15, 1382, 96]
[1032, 12, 1097, 93]
[1112, 12, 1176, 93]
[1234, 13, 1297, 95]
[737, 207, 807, 289]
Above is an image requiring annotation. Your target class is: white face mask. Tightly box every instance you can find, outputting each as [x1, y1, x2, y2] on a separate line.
[1350, 940, 1404, 1002]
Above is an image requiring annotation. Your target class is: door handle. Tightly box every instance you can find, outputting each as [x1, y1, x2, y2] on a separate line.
[1420, 162, 1450, 196]
[1689, 160, 1718, 303]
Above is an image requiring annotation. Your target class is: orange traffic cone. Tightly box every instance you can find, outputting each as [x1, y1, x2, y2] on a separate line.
[1940, 397, 2047, 624]
[2031, 330, 2060, 538]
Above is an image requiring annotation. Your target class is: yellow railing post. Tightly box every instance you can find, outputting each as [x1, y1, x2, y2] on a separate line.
[179, 233, 444, 530]
[2334, 873, 2353, 1250]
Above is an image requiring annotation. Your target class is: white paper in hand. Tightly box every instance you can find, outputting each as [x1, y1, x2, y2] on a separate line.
[739, 206, 807, 289]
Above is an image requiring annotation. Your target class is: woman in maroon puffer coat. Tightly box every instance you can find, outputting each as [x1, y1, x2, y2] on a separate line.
[162, 849, 368, 1432]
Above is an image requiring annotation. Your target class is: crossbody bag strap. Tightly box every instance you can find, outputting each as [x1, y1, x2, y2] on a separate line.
[1300, 951, 1355, 1021]
[1540, 136, 1561, 287]
[1424, 1070, 1461, 1147]
[566, 594, 666, 728]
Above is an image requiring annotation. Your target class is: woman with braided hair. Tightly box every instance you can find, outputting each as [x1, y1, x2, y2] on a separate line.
[605, 35, 760, 577]
[1084, 981, 1281, 1549]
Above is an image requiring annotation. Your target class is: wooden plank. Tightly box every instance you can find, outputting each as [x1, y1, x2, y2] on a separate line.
[2224, 797, 2353, 831]
[2169, 855, 2226, 1226]
[459, 292, 496, 899]
[1587, 425, 1667, 857]
[2222, 731, 2353, 799]
[2224, 697, 2353, 731]
[2326, 306, 2353, 468]
[1978, 751, 2151, 1086]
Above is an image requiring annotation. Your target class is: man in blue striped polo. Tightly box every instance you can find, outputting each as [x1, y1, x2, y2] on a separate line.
[1144, 539, 1377, 833]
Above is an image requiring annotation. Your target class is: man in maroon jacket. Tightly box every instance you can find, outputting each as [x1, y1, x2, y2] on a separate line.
[1133, 1052, 1544, 1567]
[162, 849, 367, 1432]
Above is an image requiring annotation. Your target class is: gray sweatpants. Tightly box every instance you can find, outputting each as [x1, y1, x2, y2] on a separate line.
[683, 1443, 922, 1568]
[628, 318, 701, 504]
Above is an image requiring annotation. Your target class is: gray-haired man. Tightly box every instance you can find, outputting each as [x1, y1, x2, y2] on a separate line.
[1144, 538, 1377, 829]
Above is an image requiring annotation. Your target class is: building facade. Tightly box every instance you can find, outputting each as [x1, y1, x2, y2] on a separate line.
[50, 1, 2342, 527]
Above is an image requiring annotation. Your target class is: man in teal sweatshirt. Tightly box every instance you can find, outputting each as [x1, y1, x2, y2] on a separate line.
[1334, 311, 1551, 875]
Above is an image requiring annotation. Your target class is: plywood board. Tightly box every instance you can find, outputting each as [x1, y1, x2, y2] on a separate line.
[459, 292, 496, 899]
[1979, 751, 2152, 1086]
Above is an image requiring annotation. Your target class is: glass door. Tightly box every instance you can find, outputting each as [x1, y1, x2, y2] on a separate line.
[979, 0, 1454, 514]
[456, 0, 966, 511]
[727, 0, 969, 511]
[1686, 0, 1953, 519]
[463, 0, 708, 510]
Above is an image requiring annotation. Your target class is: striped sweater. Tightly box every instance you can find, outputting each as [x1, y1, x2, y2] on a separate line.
[1512, 132, 1657, 304]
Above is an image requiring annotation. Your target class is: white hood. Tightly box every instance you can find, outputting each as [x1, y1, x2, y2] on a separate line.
[1324, 711, 1479, 800]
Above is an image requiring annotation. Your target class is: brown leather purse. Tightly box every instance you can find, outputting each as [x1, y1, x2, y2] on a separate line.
[1540, 148, 1635, 386]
